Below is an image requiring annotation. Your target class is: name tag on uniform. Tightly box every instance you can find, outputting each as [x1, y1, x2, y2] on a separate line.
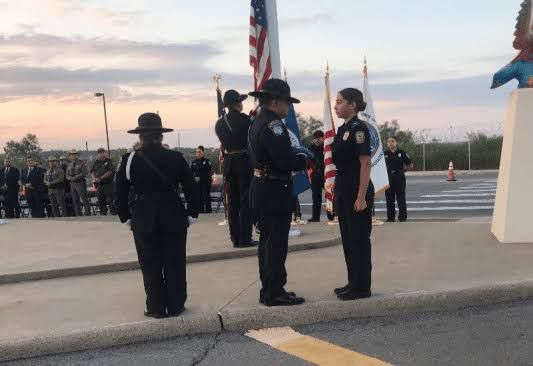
[342, 131, 350, 141]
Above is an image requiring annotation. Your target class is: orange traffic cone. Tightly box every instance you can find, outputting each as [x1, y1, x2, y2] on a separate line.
[447, 161, 456, 181]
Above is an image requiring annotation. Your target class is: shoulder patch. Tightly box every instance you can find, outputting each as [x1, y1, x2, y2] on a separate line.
[268, 120, 284, 136]
[356, 130, 365, 144]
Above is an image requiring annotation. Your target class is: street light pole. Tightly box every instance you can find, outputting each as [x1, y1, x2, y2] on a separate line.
[95, 93, 111, 157]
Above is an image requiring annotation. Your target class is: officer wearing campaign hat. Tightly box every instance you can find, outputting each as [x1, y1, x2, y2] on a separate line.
[44, 155, 67, 217]
[90, 147, 116, 215]
[214, 89, 258, 248]
[115, 112, 198, 318]
[247, 78, 313, 307]
[66, 148, 90, 216]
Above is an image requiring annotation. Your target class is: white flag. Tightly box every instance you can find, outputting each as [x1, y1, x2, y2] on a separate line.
[359, 62, 389, 195]
[322, 67, 337, 213]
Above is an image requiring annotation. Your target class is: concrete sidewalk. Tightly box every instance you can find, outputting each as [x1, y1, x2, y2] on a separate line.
[0, 214, 339, 284]
[1, 221, 533, 362]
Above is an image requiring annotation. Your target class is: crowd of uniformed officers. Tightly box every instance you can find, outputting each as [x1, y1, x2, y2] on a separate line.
[0, 148, 116, 219]
[114, 78, 404, 318]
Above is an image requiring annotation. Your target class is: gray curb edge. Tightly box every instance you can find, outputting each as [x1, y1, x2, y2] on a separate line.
[2, 279, 532, 363]
[0, 237, 340, 285]
[0, 313, 221, 363]
[221, 279, 533, 332]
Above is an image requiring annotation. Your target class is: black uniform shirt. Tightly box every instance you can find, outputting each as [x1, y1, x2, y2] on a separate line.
[91, 158, 114, 183]
[215, 110, 251, 152]
[191, 157, 213, 183]
[247, 108, 306, 177]
[331, 117, 371, 184]
[384, 148, 412, 176]
[307, 143, 324, 176]
[114, 146, 198, 224]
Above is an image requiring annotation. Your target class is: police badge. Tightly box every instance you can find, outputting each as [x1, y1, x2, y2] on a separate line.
[269, 121, 284, 136]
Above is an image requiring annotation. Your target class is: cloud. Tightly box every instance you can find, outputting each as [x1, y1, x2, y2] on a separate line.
[0, 32, 220, 69]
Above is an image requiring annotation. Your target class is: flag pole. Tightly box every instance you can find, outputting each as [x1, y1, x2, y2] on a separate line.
[265, 0, 281, 78]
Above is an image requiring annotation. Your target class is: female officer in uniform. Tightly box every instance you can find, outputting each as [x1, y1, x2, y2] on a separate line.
[331, 88, 374, 301]
[115, 113, 198, 318]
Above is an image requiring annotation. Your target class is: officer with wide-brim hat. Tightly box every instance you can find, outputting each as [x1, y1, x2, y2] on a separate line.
[115, 112, 198, 319]
[47, 155, 59, 162]
[68, 149, 79, 156]
[215, 89, 258, 248]
[223, 90, 248, 108]
[248, 78, 301, 104]
[247, 78, 313, 307]
[127, 113, 173, 134]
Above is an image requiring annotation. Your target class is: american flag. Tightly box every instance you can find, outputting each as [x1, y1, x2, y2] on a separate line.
[322, 68, 337, 214]
[249, 0, 272, 91]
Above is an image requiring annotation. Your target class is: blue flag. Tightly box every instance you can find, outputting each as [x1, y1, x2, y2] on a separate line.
[284, 104, 310, 196]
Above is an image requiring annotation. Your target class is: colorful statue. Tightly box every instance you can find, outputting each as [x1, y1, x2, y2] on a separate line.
[491, 0, 533, 89]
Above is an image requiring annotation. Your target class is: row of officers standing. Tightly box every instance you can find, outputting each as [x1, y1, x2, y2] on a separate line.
[116, 78, 404, 319]
[0, 149, 116, 219]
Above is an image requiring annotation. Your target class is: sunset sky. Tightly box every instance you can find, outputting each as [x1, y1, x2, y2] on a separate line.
[0, 0, 519, 150]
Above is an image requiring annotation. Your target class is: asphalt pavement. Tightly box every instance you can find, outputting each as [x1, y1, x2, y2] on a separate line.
[297, 172, 498, 220]
[7, 300, 531, 366]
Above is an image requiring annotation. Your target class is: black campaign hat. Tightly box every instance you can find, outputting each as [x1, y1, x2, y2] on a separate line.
[223, 90, 248, 107]
[248, 78, 300, 104]
[127, 113, 173, 134]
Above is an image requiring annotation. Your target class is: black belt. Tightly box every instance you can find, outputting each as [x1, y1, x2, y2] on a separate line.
[224, 149, 248, 155]
[254, 169, 290, 181]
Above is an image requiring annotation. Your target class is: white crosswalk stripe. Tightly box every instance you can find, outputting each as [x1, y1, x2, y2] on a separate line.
[375, 180, 497, 213]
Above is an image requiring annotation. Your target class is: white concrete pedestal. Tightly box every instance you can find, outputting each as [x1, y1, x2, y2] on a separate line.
[492, 88, 533, 244]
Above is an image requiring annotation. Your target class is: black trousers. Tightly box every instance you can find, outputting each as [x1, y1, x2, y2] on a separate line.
[258, 213, 291, 300]
[197, 182, 212, 213]
[3, 190, 20, 218]
[97, 183, 115, 215]
[385, 174, 407, 221]
[227, 170, 253, 246]
[251, 177, 292, 300]
[310, 173, 324, 220]
[335, 177, 373, 292]
[133, 229, 187, 314]
[27, 191, 45, 218]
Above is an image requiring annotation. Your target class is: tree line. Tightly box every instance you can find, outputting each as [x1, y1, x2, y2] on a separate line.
[2, 118, 503, 172]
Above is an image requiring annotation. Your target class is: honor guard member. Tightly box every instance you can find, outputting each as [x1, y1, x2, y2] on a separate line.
[248, 78, 312, 307]
[44, 155, 67, 217]
[191, 146, 213, 213]
[115, 113, 198, 318]
[90, 148, 116, 215]
[66, 150, 91, 216]
[332, 88, 374, 301]
[215, 89, 257, 248]
[307, 130, 325, 222]
[0, 157, 21, 218]
[384, 136, 413, 222]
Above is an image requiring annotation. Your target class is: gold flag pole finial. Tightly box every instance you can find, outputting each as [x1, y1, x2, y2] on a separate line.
[213, 74, 222, 89]
[363, 57, 368, 78]
[326, 60, 330, 77]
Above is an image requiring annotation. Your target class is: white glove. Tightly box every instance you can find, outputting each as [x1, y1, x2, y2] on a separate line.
[188, 216, 198, 225]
